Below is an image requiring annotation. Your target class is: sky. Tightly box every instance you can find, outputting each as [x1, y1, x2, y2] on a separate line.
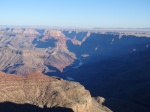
[0, 0, 150, 28]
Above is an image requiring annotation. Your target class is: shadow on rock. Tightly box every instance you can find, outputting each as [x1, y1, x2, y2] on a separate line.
[0, 102, 73, 112]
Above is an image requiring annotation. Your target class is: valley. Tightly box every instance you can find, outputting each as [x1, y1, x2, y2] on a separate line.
[0, 27, 150, 112]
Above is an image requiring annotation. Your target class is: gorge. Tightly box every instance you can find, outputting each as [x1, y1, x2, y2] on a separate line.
[0, 28, 150, 112]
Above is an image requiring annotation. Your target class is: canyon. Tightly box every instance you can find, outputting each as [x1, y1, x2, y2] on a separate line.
[0, 28, 150, 112]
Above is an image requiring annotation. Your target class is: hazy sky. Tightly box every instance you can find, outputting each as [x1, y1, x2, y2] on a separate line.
[0, 0, 150, 28]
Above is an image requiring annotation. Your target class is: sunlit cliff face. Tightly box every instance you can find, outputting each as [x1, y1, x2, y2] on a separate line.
[0, 70, 112, 112]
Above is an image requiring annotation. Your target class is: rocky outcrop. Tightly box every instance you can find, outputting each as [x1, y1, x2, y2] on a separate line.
[40, 30, 77, 71]
[0, 71, 111, 112]
[0, 45, 49, 75]
[42, 30, 68, 51]
[43, 30, 65, 38]
[6, 28, 40, 35]
[23, 29, 40, 35]
[8, 28, 24, 34]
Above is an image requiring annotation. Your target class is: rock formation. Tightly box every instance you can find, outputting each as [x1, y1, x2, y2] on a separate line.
[0, 29, 77, 74]
[0, 71, 111, 112]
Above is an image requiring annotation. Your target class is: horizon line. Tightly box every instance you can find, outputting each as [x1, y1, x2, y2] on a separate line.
[0, 25, 150, 30]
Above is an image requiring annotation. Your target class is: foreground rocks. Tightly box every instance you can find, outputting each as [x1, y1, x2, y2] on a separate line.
[0, 71, 111, 112]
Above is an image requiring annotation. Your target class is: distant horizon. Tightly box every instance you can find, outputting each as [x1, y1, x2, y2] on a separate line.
[0, 25, 150, 29]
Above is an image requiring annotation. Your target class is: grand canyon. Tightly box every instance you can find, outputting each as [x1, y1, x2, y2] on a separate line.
[0, 27, 150, 112]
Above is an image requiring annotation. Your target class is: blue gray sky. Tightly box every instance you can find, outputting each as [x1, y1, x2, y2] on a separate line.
[0, 0, 150, 28]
